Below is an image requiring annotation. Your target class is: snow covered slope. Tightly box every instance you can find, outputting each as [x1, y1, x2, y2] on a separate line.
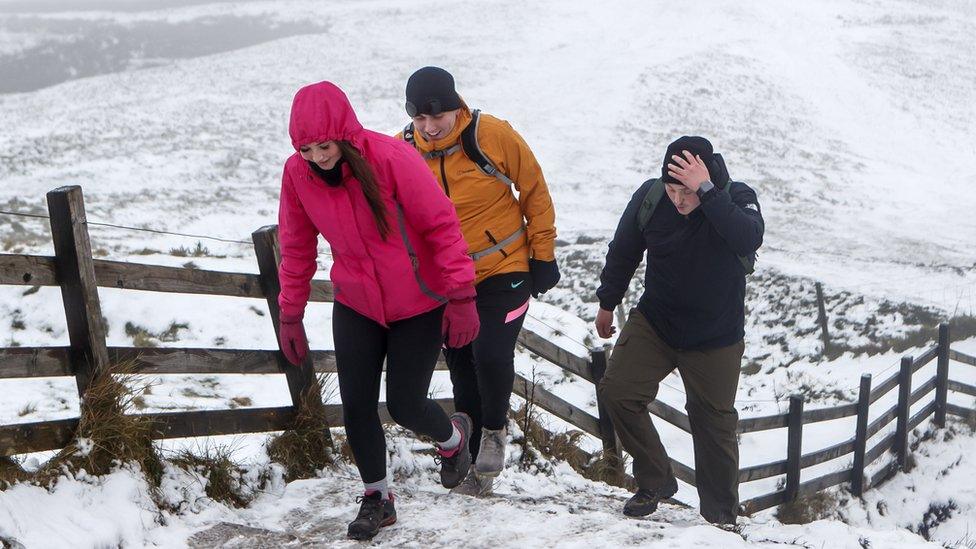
[2, 0, 976, 547]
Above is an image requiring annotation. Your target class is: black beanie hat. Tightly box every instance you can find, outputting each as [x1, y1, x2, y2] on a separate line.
[405, 66, 462, 116]
[661, 136, 719, 185]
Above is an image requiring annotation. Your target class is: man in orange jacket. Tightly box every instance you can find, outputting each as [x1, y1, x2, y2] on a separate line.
[399, 66, 559, 495]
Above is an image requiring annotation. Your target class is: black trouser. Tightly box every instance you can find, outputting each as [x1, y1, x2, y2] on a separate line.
[444, 271, 531, 458]
[333, 301, 454, 484]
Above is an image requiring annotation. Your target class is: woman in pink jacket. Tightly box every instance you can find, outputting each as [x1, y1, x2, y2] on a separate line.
[277, 81, 479, 541]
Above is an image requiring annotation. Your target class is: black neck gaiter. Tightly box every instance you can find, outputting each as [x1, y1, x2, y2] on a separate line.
[308, 158, 345, 187]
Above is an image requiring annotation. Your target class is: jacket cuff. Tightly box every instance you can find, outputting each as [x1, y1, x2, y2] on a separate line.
[598, 298, 620, 312]
[696, 179, 717, 201]
[530, 246, 556, 262]
[279, 311, 304, 324]
[447, 285, 477, 301]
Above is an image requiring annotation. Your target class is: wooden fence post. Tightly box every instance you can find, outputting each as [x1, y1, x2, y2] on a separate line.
[934, 323, 950, 428]
[896, 355, 913, 471]
[46, 186, 109, 397]
[590, 347, 623, 474]
[784, 394, 804, 502]
[815, 282, 830, 358]
[851, 374, 872, 497]
[252, 225, 321, 410]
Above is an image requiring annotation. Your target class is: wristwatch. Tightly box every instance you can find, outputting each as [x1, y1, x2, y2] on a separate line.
[696, 179, 715, 199]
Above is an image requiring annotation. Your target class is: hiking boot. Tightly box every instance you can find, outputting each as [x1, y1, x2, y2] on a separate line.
[450, 470, 494, 497]
[474, 426, 507, 477]
[622, 478, 678, 517]
[347, 491, 396, 541]
[702, 509, 738, 528]
[435, 412, 472, 489]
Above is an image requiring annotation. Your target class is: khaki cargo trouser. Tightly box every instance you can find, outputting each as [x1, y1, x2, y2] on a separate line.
[597, 309, 744, 521]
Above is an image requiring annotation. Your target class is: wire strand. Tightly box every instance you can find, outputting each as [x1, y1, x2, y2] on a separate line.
[83, 220, 254, 246]
[0, 209, 49, 220]
[525, 311, 593, 350]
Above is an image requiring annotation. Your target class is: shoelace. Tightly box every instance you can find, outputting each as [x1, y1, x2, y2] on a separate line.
[354, 494, 386, 518]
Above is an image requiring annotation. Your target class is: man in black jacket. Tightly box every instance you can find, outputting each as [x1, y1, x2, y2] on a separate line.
[594, 136, 764, 524]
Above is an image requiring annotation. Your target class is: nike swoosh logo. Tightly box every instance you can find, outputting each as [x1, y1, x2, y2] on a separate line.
[511, 281, 524, 288]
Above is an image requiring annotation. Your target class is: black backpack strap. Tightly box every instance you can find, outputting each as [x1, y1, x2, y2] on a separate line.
[637, 176, 756, 274]
[403, 121, 462, 160]
[403, 122, 416, 146]
[460, 109, 515, 186]
[636, 178, 665, 233]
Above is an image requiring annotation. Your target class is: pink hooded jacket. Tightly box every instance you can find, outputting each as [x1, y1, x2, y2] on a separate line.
[277, 82, 475, 326]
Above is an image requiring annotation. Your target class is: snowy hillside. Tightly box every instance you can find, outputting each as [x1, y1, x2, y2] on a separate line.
[1, 0, 976, 547]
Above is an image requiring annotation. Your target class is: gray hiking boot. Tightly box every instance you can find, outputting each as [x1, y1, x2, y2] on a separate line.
[474, 426, 507, 477]
[450, 470, 494, 497]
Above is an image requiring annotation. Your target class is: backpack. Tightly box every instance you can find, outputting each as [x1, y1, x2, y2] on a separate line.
[403, 109, 515, 187]
[636, 153, 756, 274]
[403, 109, 525, 260]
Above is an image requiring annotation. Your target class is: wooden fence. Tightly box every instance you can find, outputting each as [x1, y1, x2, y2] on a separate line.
[1, 185, 975, 516]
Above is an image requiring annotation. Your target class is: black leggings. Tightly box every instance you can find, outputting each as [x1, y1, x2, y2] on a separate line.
[333, 301, 454, 484]
[444, 272, 531, 458]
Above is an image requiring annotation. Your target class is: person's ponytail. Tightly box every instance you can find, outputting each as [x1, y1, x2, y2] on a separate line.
[337, 141, 391, 239]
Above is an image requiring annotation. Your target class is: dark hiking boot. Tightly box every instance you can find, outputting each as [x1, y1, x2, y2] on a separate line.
[623, 478, 678, 517]
[450, 469, 494, 497]
[703, 509, 738, 528]
[435, 412, 472, 489]
[347, 491, 396, 541]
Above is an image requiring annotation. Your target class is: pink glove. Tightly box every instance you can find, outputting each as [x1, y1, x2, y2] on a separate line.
[278, 313, 309, 366]
[442, 297, 480, 348]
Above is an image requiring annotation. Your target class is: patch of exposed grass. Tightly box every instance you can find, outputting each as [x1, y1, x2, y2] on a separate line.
[170, 444, 253, 508]
[168, 241, 220, 258]
[125, 322, 159, 347]
[36, 361, 164, 489]
[229, 396, 253, 409]
[124, 321, 190, 347]
[510, 402, 633, 490]
[776, 489, 840, 524]
[181, 387, 213, 399]
[912, 501, 958, 540]
[0, 457, 30, 488]
[16, 403, 36, 417]
[265, 374, 336, 481]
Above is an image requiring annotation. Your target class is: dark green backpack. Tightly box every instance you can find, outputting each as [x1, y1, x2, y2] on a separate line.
[636, 154, 756, 275]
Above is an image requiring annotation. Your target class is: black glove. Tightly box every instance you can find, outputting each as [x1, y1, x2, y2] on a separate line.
[529, 259, 560, 298]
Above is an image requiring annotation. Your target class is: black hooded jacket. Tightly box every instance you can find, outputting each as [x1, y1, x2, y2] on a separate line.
[596, 173, 764, 351]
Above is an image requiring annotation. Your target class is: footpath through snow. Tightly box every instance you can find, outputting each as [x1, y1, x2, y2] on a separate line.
[0, 429, 964, 548]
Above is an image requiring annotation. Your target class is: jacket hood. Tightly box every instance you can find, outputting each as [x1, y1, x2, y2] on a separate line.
[288, 81, 364, 151]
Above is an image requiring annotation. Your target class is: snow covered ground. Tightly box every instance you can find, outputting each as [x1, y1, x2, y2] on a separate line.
[2, 0, 976, 547]
[4, 427, 975, 549]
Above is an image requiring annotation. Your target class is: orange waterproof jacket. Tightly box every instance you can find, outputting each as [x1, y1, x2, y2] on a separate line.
[398, 104, 557, 285]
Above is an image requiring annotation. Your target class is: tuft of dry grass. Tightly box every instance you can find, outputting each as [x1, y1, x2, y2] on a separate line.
[510, 402, 633, 490]
[35, 361, 164, 488]
[0, 456, 30, 488]
[582, 450, 634, 490]
[16, 403, 36, 417]
[170, 443, 253, 508]
[776, 489, 840, 524]
[228, 396, 253, 409]
[265, 374, 336, 481]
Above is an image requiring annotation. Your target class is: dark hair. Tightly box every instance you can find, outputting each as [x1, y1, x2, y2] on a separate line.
[336, 140, 391, 239]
